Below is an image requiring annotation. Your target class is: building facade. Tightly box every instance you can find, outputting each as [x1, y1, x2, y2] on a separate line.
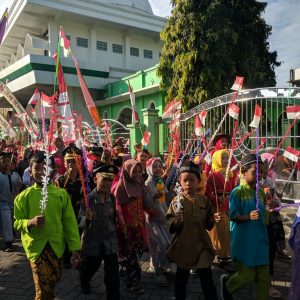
[0, 0, 165, 123]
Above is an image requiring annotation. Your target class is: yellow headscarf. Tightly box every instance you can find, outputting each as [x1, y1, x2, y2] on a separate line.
[211, 149, 233, 177]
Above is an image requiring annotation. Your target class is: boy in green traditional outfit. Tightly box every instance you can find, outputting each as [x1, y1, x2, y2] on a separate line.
[14, 151, 81, 300]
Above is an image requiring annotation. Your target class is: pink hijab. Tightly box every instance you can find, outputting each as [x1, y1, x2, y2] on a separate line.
[114, 159, 144, 204]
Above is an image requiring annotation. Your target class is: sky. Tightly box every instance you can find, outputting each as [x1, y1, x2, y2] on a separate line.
[1, 0, 299, 86]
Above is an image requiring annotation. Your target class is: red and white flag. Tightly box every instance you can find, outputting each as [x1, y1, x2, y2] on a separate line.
[59, 27, 71, 57]
[283, 146, 300, 163]
[128, 81, 140, 124]
[199, 109, 208, 125]
[228, 103, 240, 120]
[249, 105, 262, 128]
[195, 114, 204, 136]
[169, 110, 181, 131]
[231, 76, 244, 91]
[28, 88, 40, 106]
[162, 99, 182, 119]
[286, 106, 300, 120]
[72, 54, 103, 127]
[41, 92, 53, 107]
[141, 130, 151, 146]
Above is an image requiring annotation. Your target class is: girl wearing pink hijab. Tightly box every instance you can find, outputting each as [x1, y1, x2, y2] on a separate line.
[114, 159, 147, 294]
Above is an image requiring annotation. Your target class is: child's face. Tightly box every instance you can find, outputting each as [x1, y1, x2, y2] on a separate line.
[179, 172, 200, 195]
[64, 159, 77, 172]
[132, 164, 143, 183]
[30, 161, 46, 184]
[0, 157, 11, 172]
[94, 174, 113, 193]
[137, 152, 148, 167]
[243, 163, 263, 185]
[152, 160, 163, 177]
[221, 153, 229, 168]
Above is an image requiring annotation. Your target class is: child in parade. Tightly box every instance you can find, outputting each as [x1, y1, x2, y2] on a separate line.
[288, 206, 300, 300]
[205, 149, 236, 272]
[261, 153, 283, 299]
[55, 146, 83, 269]
[79, 164, 120, 299]
[14, 151, 81, 300]
[144, 157, 171, 286]
[167, 161, 220, 300]
[135, 148, 150, 181]
[114, 159, 147, 293]
[220, 154, 270, 300]
[0, 152, 22, 252]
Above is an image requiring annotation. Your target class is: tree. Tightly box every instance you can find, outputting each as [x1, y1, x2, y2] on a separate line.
[157, 0, 280, 110]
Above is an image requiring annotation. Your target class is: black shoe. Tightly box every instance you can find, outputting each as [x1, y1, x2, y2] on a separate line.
[80, 281, 91, 294]
[220, 274, 232, 300]
[4, 241, 14, 252]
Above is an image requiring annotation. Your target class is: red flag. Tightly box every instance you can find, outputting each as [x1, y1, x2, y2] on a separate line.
[228, 103, 240, 120]
[28, 88, 40, 105]
[286, 106, 300, 119]
[71, 53, 103, 127]
[128, 81, 140, 124]
[231, 76, 244, 91]
[249, 105, 262, 128]
[162, 99, 182, 119]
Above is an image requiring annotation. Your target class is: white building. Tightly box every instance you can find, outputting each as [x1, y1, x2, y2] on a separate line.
[0, 0, 165, 122]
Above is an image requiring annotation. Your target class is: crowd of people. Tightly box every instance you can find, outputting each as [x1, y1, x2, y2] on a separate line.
[0, 133, 299, 300]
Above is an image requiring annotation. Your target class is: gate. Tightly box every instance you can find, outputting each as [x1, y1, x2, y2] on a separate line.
[180, 87, 300, 158]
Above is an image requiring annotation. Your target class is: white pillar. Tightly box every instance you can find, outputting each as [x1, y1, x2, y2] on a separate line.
[124, 36, 131, 70]
[48, 21, 59, 56]
[90, 28, 97, 63]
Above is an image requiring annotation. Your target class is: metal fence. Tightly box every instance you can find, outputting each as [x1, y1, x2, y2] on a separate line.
[179, 87, 300, 158]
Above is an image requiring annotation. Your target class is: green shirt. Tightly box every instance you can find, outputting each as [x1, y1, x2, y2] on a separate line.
[14, 183, 81, 262]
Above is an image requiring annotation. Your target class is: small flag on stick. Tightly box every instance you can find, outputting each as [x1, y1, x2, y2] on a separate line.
[128, 81, 140, 124]
[249, 105, 262, 128]
[231, 76, 244, 91]
[228, 103, 240, 120]
[283, 147, 300, 163]
[286, 106, 300, 120]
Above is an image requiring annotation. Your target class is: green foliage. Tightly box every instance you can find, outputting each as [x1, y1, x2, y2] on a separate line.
[157, 0, 281, 110]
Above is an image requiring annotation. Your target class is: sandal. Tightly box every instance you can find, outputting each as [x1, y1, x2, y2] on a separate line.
[269, 286, 282, 299]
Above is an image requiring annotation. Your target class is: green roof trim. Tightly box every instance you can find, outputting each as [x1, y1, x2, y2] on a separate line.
[0, 62, 109, 83]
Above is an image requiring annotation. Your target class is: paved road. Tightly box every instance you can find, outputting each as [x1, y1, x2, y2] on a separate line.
[0, 208, 296, 300]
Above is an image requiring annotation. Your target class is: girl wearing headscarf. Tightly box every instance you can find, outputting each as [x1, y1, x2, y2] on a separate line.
[205, 149, 236, 272]
[144, 157, 171, 287]
[114, 159, 147, 293]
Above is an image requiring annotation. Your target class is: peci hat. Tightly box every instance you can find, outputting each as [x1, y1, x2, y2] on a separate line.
[212, 133, 231, 146]
[93, 164, 119, 179]
[89, 146, 103, 156]
[0, 152, 13, 159]
[240, 154, 263, 168]
[62, 146, 82, 160]
[179, 161, 200, 179]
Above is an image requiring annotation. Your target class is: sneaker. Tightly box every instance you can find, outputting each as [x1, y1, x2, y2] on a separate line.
[220, 274, 232, 300]
[154, 269, 168, 287]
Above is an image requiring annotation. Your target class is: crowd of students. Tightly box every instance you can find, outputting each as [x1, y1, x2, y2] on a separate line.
[0, 133, 299, 300]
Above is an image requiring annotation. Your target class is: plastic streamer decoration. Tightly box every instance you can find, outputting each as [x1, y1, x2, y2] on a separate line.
[255, 127, 260, 211]
[40, 149, 52, 214]
[73, 151, 89, 208]
[0, 80, 38, 139]
[273, 202, 300, 212]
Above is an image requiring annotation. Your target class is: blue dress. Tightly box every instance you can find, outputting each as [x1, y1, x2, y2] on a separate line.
[229, 183, 269, 267]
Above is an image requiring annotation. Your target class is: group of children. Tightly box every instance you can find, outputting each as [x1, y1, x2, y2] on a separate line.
[0, 133, 298, 300]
